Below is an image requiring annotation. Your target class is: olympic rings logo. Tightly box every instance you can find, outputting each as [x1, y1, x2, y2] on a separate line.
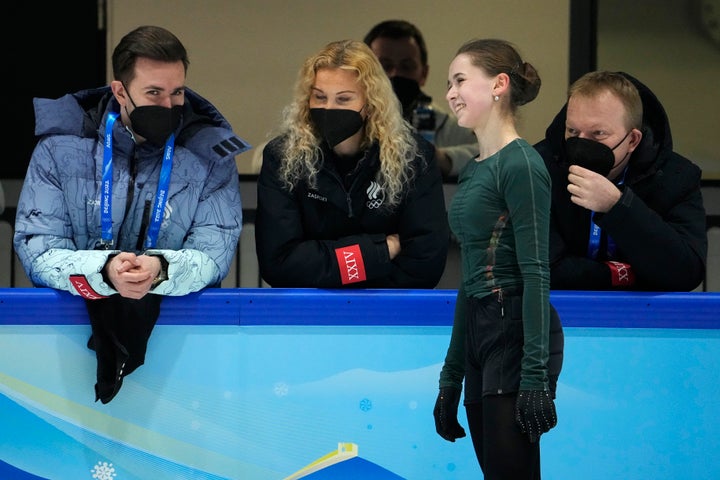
[367, 198, 384, 209]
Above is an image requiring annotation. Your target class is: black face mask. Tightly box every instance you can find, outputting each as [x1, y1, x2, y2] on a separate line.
[124, 86, 183, 145]
[389, 76, 421, 120]
[309, 107, 365, 148]
[565, 131, 631, 177]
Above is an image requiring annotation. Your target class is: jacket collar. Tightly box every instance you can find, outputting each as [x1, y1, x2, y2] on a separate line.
[33, 86, 250, 161]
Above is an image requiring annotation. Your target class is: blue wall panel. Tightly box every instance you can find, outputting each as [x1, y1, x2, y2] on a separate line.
[1, 289, 718, 479]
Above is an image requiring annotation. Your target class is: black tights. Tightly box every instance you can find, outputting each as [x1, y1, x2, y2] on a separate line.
[465, 394, 541, 480]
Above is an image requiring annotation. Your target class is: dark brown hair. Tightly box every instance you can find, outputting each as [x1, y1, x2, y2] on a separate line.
[111, 25, 189, 84]
[456, 38, 541, 114]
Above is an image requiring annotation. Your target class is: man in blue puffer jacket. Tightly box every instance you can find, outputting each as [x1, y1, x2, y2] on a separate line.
[14, 25, 250, 403]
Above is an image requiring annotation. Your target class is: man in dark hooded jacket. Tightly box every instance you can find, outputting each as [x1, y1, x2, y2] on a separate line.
[534, 71, 706, 291]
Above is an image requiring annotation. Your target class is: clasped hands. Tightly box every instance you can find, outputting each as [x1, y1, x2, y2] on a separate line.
[103, 252, 162, 299]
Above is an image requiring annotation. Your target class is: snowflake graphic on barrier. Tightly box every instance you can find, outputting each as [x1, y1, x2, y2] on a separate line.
[359, 397, 372, 412]
[91, 461, 117, 480]
[273, 382, 289, 397]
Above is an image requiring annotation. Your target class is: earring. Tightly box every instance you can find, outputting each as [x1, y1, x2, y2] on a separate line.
[494, 95, 499, 102]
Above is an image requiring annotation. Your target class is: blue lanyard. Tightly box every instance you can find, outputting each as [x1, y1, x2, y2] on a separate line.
[101, 113, 175, 249]
[101, 113, 118, 245]
[585, 165, 628, 260]
[144, 136, 175, 249]
[586, 212, 617, 259]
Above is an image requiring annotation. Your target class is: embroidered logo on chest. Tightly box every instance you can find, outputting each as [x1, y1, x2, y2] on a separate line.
[366, 181, 385, 209]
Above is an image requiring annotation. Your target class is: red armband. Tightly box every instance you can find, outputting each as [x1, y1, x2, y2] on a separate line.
[335, 244, 367, 285]
[605, 261, 635, 287]
[69, 275, 109, 299]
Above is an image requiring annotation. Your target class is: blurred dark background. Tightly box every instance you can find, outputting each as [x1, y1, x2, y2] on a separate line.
[8, 1, 105, 179]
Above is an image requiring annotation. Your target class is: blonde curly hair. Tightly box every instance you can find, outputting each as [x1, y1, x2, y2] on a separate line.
[278, 39, 418, 207]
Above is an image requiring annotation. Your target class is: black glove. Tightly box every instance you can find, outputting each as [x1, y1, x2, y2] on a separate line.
[514, 389, 557, 443]
[433, 387, 467, 442]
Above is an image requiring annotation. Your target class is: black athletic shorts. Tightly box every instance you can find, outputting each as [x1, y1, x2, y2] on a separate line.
[463, 290, 564, 404]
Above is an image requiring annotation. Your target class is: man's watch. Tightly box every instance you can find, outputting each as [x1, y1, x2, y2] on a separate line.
[151, 256, 169, 288]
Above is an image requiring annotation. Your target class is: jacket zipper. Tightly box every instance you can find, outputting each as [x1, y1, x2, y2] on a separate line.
[116, 152, 138, 249]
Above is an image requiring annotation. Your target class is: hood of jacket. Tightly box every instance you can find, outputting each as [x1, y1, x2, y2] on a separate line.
[33, 85, 250, 160]
[540, 72, 673, 182]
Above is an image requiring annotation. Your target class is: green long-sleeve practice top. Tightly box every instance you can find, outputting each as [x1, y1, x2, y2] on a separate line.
[440, 138, 552, 392]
